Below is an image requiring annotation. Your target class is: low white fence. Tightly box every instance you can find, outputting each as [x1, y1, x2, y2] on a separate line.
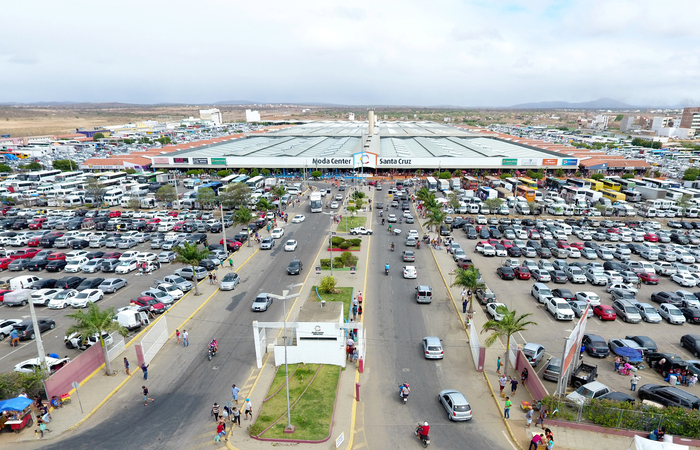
[141, 317, 169, 364]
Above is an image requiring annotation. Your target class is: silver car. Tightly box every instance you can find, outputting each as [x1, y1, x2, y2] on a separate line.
[98, 278, 127, 294]
[157, 252, 177, 263]
[633, 302, 662, 323]
[220, 272, 241, 291]
[438, 389, 473, 421]
[252, 293, 273, 312]
[568, 300, 594, 318]
[422, 336, 443, 360]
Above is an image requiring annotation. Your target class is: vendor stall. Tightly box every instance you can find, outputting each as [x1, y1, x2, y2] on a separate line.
[0, 397, 34, 433]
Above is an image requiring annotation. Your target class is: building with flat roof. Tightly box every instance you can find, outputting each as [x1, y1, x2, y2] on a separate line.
[149, 120, 579, 173]
[680, 107, 700, 131]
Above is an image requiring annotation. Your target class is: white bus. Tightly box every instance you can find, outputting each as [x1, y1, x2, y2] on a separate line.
[57, 180, 86, 191]
[310, 192, 323, 213]
[99, 171, 128, 183]
[246, 176, 265, 189]
[426, 177, 437, 192]
[55, 171, 83, 183]
[220, 174, 239, 184]
[27, 170, 61, 183]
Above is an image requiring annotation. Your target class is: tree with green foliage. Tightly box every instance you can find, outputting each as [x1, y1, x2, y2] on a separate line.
[173, 241, 210, 296]
[415, 188, 438, 209]
[452, 169, 462, 178]
[52, 159, 76, 171]
[621, 173, 635, 179]
[0, 164, 11, 173]
[22, 161, 42, 170]
[527, 201, 539, 215]
[438, 171, 451, 179]
[93, 132, 105, 141]
[310, 170, 322, 179]
[85, 177, 106, 203]
[271, 184, 287, 199]
[483, 197, 503, 213]
[554, 168, 565, 177]
[0, 371, 45, 400]
[156, 136, 172, 145]
[677, 194, 693, 215]
[447, 191, 461, 210]
[250, 169, 260, 178]
[196, 187, 217, 209]
[261, 168, 271, 176]
[423, 207, 446, 232]
[156, 184, 178, 204]
[216, 170, 230, 178]
[591, 173, 605, 180]
[125, 168, 137, 174]
[319, 275, 337, 294]
[451, 267, 484, 315]
[256, 198, 275, 211]
[233, 207, 255, 247]
[352, 191, 366, 201]
[66, 303, 128, 375]
[238, 168, 248, 174]
[219, 182, 251, 210]
[500, 173, 512, 180]
[432, 171, 439, 178]
[683, 168, 700, 181]
[614, 114, 624, 121]
[525, 170, 543, 180]
[482, 307, 537, 377]
[127, 198, 141, 211]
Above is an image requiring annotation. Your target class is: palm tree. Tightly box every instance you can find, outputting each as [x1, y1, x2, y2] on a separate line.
[256, 198, 275, 212]
[481, 307, 537, 377]
[451, 267, 484, 316]
[271, 184, 287, 199]
[527, 201, 538, 215]
[415, 187, 433, 204]
[234, 206, 255, 247]
[422, 207, 446, 233]
[66, 303, 128, 376]
[173, 241, 210, 296]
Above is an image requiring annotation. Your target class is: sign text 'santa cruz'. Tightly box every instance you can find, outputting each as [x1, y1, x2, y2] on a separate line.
[379, 158, 412, 165]
[312, 158, 352, 165]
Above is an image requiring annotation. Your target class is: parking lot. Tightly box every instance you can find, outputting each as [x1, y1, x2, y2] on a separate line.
[449, 217, 700, 397]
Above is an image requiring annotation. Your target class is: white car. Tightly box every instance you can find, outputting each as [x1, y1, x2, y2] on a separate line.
[136, 252, 157, 261]
[82, 258, 103, 273]
[284, 240, 298, 252]
[14, 356, 70, 374]
[30, 289, 61, 306]
[330, 201, 339, 209]
[158, 251, 177, 263]
[65, 250, 89, 262]
[271, 228, 284, 239]
[606, 283, 638, 294]
[568, 248, 581, 258]
[120, 251, 140, 261]
[64, 257, 89, 273]
[482, 244, 495, 256]
[403, 266, 417, 279]
[494, 246, 507, 257]
[70, 289, 104, 308]
[486, 302, 507, 321]
[156, 283, 184, 300]
[546, 298, 575, 321]
[291, 215, 305, 223]
[672, 272, 697, 287]
[48, 289, 78, 309]
[115, 259, 139, 274]
[0, 319, 22, 340]
[653, 262, 677, 276]
[575, 291, 601, 306]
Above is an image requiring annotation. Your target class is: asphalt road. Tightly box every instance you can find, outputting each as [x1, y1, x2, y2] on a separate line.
[361, 190, 508, 450]
[39, 185, 343, 449]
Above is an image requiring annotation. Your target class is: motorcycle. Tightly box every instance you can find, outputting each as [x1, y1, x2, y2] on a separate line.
[208, 347, 217, 361]
[416, 241, 421, 250]
[391, 243, 395, 252]
[385, 266, 390, 276]
[398, 384, 409, 404]
[415, 424, 431, 447]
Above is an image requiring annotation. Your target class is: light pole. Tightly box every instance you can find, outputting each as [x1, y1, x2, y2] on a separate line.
[220, 203, 228, 255]
[322, 212, 334, 276]
[269, 283, 302, 433]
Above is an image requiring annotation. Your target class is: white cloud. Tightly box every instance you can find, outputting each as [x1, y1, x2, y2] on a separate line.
[0, 0, 697, 106]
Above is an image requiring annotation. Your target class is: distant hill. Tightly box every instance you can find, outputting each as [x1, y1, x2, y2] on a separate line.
[511, 98, 634, 109]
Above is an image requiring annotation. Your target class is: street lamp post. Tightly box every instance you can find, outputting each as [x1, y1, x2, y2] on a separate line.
[322, 212, 334, 276]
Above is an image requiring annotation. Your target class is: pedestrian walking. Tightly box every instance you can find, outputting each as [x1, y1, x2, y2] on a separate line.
[142, 386, 154, 406]
[497, 356, 502, 374]
[176, 329, 181, 344]
[140, 362, 149, 380]
[229, 258, 234, 269]
[461, 288, 467, 302]
[212, 272, 217, 283]
[631, 375, 640, 391]
[510, 377, 519, 395]
[124, 357, 130, 376]
[614, 356, 622, 372]
[36, 416, 51, 438]
[244, 398, 252, 420]
[462, 299, 468, 313]
[216, 422, 226, 442]
[232, 407, 241, 427]
[499, 374, 507, 395]
[357, 291, 362, 304]
[357, 305, 362, 320]
[183, 330, 189, 347]
[521, 368, 529, 386]
[209, 273, 214, 285]
[504, 396, 512, 419]
[223, 405, 231, 422]
[231, 384, 240, 404]
[211, 403, 220, 421]
[352, 304, 358, 321]
[537, 409, 548, 429]
[637, 278, 642, 290]
[526, 406, 534, 428]
[353, 296, 358, 308]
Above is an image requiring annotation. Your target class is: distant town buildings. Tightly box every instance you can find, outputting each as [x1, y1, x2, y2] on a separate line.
[619, 116, 635, 132]
[348, 112, 355, 121]
[199, 108, 223, 126]
[680, 107, 700, 131]
[245, 109, 261, 122]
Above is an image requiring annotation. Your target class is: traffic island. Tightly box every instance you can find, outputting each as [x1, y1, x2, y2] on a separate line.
[249, 363, 341, 442]
[337, 216, 366, 232]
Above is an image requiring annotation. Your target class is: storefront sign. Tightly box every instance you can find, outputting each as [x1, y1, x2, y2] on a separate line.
[192, 158, 208, 164]
[562, 159, 578, 166]
[211, 158, 227, 165]
[542, 159, 558, 165]
[153, 157, 169, 164]
[519, 158, 540, 166]
[502, 159, 518, 166]
[311, 325, 324, 336]
[173, 158, 189, 164]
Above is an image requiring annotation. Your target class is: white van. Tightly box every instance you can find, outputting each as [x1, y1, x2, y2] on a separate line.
[63, 196, 83, 207]
[103, 189, 124, 206]
[10, 275, 42, 290]
[114, 308, 151, 331]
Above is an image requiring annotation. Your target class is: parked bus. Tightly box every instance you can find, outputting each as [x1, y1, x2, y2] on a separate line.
[99, 171, 128, 183]
[246, 176, 265, 189]
[545, 177, 567, 190]
[518, 178, 538, 189]
[221, 173, 240, 184]
[567, 178, 591, 190]
[54, 171, 83, 183]
[617, 179, 636, 190]
[309, 192, 323, 212]
[232, 175, 249, 184]
[601, 179, 621, 191]
[461, 176, 478, 190]
[561, 186, 584, 204]
[495, 187, 511, 199]
[484, 176, 500, 188]
[10, 181, 34, 192]
[426, 177, 437, 192]
[642, 178, 680, 189]
[196, 181, 224, 195]
[27, 170, 61, 183]
[477, 186, 497, 200]
[601, 189, 626, 202]
[57, 180, 85, 191]
[621, 189, 642, 202]
[584, 178, 604, 191]
[516, 185, 536, 202]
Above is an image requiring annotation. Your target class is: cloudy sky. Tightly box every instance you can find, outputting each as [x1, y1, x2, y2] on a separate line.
[2, 0, 698, 107]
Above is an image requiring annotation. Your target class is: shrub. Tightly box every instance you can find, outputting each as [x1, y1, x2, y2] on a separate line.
[339, 242, 351, 249]
[330, 236, 345, 246]
[320, 259, 331, 268]
[340, 251, 358, 267]
[333, 261, 344, 269]
[0, 371, 45, 400]
[348, 238, 362, 247]
[621, 173, 635, 179]
[591, 173, 605, 180]
[319, 276, 336, 293]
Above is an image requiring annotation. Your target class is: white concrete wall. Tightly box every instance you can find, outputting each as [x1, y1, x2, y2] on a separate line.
[274, 338, 346, 368]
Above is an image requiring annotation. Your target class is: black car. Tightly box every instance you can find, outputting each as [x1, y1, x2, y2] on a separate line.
[645, 352, 687, 377]
[671, 233, 690, 245]
[39, 236, 59, 248]
[625, 335, 658, 352]
[536, 247, 552, 259]
[77, 277, 106, 291]
[31, 278, 58, 290]
[681, 334, 700, 358]
[552, 288, 575, 301]
[489, 229, 502, 239]
[465, 227, 477, 239]
[233, 233, 248, 244]
[440, 225, 450, 236]
[26, 259, 49, 271]
[12, 318, 55, 340]
[507, 246, 522, 257]
[527, 240, 541, 250]
[209, 223, 223, 233]
[69, 239, 90, 249]
[681, 307, 700, 324]
[628, 243, 645, 254]
[603, 261, 623, 272]
[599, 392, 635, 403]
[582, 334, 610, 357]
[199, 259, 218, 271]
[46, 260, 68, 272]
[496, 267, 515, 280]
[55, 276, 85, 290]
[651, 291, 683, 306]
[287, 260, 303, 275]
[86, 251, 105, 260]
[11, 219, 28, 229]
[638, 384, 700, 410]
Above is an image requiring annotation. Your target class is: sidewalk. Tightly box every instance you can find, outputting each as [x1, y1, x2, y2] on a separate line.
[0, 240, 260, 445]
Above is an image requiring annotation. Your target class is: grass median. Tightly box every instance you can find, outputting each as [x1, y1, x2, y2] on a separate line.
[337, 216, 366, 232]
[249, 363, 341, 440]
[310, 286, 353, 318]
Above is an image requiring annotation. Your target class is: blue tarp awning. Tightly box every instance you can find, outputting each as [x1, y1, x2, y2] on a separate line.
[0, 397, 32, 412]
[613, 346, 642, 362]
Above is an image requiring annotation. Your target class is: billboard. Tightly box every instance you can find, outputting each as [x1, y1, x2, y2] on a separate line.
[192, 158, 208, 164]
[211, 158, 226, 165]
[502, 159, 518, 165]
[556, 304, 590, 395]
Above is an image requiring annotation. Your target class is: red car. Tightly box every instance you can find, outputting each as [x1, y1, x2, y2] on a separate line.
[500, 240, 513, 249]
[0, 258, 12, 271]
[644, 233, 659, 242]
[47, 252, 67, 261]
[173, 221, 186, 232]
[593, 304, 617, 321]
[28, 218, 46, 230]
[109, 210, 122, 218]
[513, 266, 531, 280]
[0, 289, 12, 303]
[556, 241, 571, 250]
[638, 272, 659, 285]
[9, 249, 36, 260]
[487, 239, 499, 247]
[528, 229, 541, 239]
[167, 211, 179, 217]
[102, 252, 122, 259]
[220, 238, 243, 251]
[569, 242, 585, 250]
[130, 296, 166, 314]
[27, 237, 41, 247]
[606, 228, 622, 234]
[147, 218, 161, 224]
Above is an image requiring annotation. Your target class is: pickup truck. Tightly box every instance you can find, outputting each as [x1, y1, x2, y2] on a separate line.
[350, 227, 373, 235]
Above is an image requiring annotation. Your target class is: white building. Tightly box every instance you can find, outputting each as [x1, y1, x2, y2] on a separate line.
[199, 108, 223, 126]
[592, 114, 609, 130]
[348, 113, 355, 121]
[245, 109, 261, 122]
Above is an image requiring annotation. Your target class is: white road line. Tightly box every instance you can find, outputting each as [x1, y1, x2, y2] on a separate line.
[502, 430, 519, 450]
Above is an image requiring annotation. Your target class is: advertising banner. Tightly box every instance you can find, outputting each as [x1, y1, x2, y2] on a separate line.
[192, 158, 208, 164]
[211, 158, 227, 165]
[502, 159, 518, 165]
[542, 159, 558, 165]
[173, 158, 189, 164]
[153, 157, 169, 164]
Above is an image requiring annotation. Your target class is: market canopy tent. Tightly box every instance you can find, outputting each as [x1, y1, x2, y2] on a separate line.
[0, 397, 32, 412]
[631, 435, 690, 450]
